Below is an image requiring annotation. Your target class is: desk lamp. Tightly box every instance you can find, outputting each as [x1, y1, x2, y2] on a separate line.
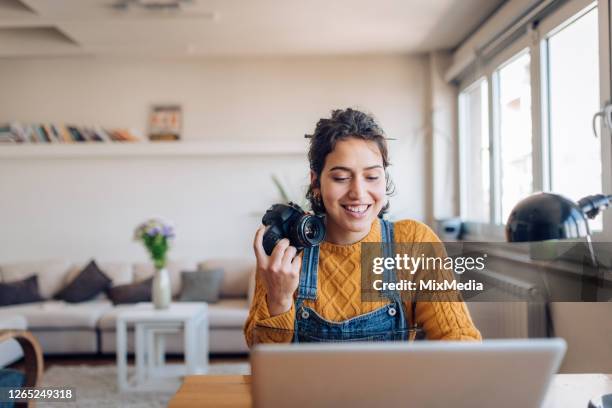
[506, 193, 612, 242]
[505, 192, 612, 408]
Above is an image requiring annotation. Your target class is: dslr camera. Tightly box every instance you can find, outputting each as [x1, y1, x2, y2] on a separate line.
[261, 202, 326, 256]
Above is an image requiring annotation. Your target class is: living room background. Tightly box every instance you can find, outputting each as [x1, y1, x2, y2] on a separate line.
[0, 54, 439, 263]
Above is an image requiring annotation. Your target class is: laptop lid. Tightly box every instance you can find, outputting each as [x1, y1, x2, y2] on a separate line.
[251, 339, 567, 408]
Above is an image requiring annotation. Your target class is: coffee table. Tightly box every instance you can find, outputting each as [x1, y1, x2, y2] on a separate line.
[116, 302, 209, 392]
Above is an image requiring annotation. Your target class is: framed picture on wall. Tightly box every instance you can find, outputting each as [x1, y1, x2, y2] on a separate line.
[149, 105, 182, 141]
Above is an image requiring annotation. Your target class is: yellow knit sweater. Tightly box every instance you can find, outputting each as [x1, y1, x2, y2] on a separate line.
[244, 219, 482, 346]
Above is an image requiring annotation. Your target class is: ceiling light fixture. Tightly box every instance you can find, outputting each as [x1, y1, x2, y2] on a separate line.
[110, 0, 195, 12]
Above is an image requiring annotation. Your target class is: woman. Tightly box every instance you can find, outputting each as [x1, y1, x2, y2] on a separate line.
[245, 108, 481, 345]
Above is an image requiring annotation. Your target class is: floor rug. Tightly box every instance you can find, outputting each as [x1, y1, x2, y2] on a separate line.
[38, 362, 251, 407]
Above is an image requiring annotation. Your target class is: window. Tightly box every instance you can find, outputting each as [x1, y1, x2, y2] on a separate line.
[459, 80, 490, 223]
[496, 52, 533, 223]
[457, 0, 606, 239]
[545, 6, 601, 229]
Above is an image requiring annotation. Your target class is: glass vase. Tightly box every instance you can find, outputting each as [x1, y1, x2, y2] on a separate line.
[153, 267, 171, 310]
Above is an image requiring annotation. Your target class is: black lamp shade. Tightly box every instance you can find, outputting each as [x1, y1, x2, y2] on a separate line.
[505, 192, 590, 242]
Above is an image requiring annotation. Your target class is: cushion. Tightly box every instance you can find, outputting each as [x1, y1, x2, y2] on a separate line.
[55, 260, 112, 303]
[179, 269, 224, 303]
[133, 260, 197, 297]
[207, 299, 250, 328]
[0, 275, 43, 306]
[107, 278, 152, 305]
[0, 300, 112, 329]
[64, 262, 133, 288]
[198, 259, 254, 298]
[0, 259, 71, 299]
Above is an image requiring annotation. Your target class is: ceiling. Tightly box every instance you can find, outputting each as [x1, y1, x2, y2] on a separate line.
[0, 0, 505, 58]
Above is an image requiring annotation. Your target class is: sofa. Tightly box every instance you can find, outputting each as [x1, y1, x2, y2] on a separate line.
[0, 258, 255, 365]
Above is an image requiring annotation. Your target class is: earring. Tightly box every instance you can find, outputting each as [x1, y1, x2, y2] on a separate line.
[313, 191, 323, 209]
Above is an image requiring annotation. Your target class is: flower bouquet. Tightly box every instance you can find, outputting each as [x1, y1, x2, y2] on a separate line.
[134, 218, 175, 309]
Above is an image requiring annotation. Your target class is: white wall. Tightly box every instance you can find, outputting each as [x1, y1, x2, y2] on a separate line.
[0, 55, 428, 263]
[429, 52, 458, 221]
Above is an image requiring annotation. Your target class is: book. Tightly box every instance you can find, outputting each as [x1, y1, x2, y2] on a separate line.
[0, 121, 145, 144]
[93, 126, 112, 142]
[50, 125, 62, 143]
[43, 124, 57, 143]
[34, 126, 47, 142]
[0, 125, 15, 143]
[23, 125, 36, 143]
[67, 126, 86, 142]
[9, 123, 26, 143]
[79, 127, 92, 142]
[115, 129, 140, 142]
[58, 125, 73, 143]
[84, 127, 103, 142]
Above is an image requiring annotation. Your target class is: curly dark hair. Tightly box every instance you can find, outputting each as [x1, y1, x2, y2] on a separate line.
[306, 108, 394, 216]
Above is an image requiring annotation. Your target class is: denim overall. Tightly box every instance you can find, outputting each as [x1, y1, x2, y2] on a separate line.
[293, 219, 422, 343]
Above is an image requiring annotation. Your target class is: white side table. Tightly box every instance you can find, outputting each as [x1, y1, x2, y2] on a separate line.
[116, 302, 209, 392]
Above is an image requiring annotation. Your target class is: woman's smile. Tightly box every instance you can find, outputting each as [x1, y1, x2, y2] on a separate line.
[341, 203, 372, 218]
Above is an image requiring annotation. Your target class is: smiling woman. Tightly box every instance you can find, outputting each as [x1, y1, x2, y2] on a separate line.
[245, 108, 482, 345]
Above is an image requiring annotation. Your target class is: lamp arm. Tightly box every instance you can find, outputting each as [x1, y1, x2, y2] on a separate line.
[577, 194, 612, 219]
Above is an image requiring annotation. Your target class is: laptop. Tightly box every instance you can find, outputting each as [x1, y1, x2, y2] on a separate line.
[251, 339, 566, 408]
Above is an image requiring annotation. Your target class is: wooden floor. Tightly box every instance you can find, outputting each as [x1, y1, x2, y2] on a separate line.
[10, 354, 249, 372]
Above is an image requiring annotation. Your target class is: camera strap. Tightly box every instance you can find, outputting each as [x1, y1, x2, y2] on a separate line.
[297, 245, 319, 301]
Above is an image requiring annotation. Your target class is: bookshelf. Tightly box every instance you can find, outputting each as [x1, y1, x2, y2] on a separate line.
[0, 140, 307, 159]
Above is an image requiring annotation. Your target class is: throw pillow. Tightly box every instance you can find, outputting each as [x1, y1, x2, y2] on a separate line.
[198, 259, 251, 298]
[179, 269, 224, 303]
[63, 262, 133, 288]
[106, 278, 153, 305]
[55, 259, 112, 303]
[0, 275, 43, 306]
[0, 260, 71, 299]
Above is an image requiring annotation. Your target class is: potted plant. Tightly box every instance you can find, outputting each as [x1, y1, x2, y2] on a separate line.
[134, 218, 175, 309]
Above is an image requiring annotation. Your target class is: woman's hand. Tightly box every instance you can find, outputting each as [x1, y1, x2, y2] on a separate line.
[253, 226, 302, 316]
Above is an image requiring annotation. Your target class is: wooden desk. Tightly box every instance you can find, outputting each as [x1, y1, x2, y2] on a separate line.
[169, 375, 251, 408]
[169, 374, 612, 408]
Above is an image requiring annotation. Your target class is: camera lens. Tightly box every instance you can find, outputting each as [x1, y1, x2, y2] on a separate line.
[295, 215, 325, 247]
[304, 223, 320, 240]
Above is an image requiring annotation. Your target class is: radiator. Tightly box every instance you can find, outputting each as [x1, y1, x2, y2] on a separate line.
[465, 269, 549, 338]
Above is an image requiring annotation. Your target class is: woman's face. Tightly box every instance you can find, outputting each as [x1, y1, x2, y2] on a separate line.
[314, 138, 386, 244]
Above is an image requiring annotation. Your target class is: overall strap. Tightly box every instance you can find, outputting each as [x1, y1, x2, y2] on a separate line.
[296, 245, 319, 301]
[294, 245, 319, 342]
[379, 218, 399, 302]
[381, 218, 416, 336]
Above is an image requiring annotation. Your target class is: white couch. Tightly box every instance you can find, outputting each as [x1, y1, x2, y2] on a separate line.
[0, 258, 254, 364]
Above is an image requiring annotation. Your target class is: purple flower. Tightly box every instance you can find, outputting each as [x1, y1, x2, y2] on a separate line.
[134, 217, 175, 242]
[147, 226, 161, 237]
[162, 225, 174, 237]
